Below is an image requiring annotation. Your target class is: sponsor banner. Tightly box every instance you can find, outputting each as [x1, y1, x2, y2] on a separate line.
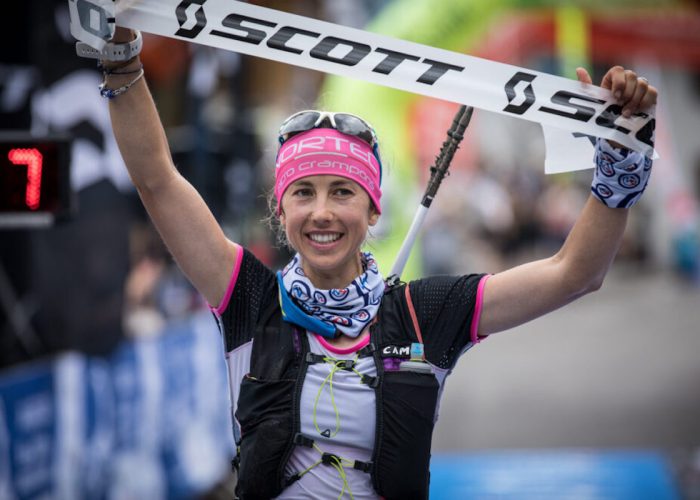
[70, 0, 657, 171]
[0, 312, 233, 499]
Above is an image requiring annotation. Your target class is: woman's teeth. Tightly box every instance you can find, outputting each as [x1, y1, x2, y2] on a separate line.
[309, 233, 341, 243]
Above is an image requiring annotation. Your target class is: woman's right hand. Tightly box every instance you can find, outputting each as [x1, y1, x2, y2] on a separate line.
[110, 26, 136, 44]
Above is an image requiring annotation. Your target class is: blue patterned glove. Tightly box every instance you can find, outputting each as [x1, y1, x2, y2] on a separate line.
[591, 138, 652, 209]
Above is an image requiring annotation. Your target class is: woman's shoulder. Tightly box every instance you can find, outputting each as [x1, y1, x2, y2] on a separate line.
[378, 273, 486, 322]
[236, 247, 278, 294]
[383, 274, 484, 297]
[215, 246, 278, 315]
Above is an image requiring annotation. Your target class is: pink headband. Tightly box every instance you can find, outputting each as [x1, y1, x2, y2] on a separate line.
[274, 128, 382, 214]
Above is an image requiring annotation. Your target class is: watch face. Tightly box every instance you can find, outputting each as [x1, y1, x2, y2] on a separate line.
[0, 134, 72, 228]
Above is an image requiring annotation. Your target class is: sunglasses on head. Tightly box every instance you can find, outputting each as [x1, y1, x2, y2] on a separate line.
[278, 110, 379, 146]
[277, 110, 383, 181]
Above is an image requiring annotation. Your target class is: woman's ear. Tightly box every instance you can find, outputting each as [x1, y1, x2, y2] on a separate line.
[368, 207, 379, 227]
[279, 209, 286, 227]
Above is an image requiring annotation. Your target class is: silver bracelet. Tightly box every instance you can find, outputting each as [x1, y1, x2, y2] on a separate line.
[77, 30, 143, 62]
[99, 68, 145, 99]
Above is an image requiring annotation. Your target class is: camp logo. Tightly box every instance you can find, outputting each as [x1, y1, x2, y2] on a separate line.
[381, 344, 411, 357]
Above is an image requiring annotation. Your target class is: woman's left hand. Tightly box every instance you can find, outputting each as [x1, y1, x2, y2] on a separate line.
[576, 65, 658, 148]
[576, 65, 658, 117]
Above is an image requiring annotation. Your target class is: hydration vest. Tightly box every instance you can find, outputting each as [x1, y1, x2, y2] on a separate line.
[234, 282, 439, 499]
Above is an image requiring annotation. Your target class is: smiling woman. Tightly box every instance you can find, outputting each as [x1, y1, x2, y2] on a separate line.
[280, 175, 378, 291]
[274, 124, 381, 290]
[93, 24, 657, 500]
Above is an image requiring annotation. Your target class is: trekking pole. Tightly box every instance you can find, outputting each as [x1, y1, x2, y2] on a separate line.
[387, 105, 474, 285]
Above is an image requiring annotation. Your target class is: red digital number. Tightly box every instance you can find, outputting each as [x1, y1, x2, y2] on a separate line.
[8, 148, 43, 210]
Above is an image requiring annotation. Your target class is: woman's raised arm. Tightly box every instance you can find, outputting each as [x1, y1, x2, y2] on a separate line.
[478, 65, 657, 336]
[102, 28, 238, 308]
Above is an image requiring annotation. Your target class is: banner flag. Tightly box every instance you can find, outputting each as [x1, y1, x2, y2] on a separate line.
[70, 0, 657, 171]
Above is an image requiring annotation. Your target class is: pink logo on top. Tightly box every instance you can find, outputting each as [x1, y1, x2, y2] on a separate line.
[274, 128, 382, 214]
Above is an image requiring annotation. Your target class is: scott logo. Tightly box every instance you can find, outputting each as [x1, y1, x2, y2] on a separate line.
[175, 0, 208, 39]
[503, 72, 536, 115]
[171, 3, 464, 86]
[503, 71, 655, 148]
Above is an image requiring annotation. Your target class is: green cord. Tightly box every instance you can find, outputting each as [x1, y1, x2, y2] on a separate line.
[330, 459, 354, 500]
[304, 443, 355, 500]
[306, 354, 366, 499]
[296, 458, 322, 480]
[312, 354, 362, 438]
[313, 357, 342, 437]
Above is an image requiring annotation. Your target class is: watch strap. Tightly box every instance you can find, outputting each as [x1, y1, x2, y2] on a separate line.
[76, 30, 142, 61]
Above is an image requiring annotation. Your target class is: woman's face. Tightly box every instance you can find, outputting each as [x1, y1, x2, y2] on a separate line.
[280, 175, 379, 289]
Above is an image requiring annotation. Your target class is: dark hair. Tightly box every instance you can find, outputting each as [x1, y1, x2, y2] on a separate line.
[263, 187, 290, 249]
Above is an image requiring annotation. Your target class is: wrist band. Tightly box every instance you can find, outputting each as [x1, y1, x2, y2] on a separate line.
[98, 61, 144, 75]
[76, 30, 143, 62]
[99, 68, 145, 99]
[591, 138, 652, 209]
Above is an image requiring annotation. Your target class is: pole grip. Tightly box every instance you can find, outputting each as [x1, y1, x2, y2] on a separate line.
[388, 105, 474, 283]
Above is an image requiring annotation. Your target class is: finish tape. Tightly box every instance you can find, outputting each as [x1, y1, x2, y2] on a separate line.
[70, 0, 657, 172]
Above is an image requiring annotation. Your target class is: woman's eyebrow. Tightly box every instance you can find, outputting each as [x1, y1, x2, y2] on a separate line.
[291, 180, 314, 187]
[329, 180, 354, 187]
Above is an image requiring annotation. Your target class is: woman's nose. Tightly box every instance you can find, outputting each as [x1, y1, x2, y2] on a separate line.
[309, 195, 333, 222]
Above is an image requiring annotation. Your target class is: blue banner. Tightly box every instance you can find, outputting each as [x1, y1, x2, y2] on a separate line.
[0, 312, 234, 500]
[430, 450, 681, 499]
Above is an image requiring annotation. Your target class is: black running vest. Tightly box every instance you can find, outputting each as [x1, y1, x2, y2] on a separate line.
[234, 282, 439, 499]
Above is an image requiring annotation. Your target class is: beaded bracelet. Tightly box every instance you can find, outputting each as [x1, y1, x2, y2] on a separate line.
[99, 68, 145, 99]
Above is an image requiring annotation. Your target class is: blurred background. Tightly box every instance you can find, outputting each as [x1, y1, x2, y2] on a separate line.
[1, 0, 699, 498]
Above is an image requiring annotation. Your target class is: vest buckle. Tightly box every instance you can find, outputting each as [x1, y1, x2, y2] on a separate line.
[337, 359, 355, 370]
[321, 452, 342, 466]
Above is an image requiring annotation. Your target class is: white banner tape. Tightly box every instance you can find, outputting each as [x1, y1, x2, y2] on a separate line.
[69, 0, 116, 51]
[70, 0, 657, 172]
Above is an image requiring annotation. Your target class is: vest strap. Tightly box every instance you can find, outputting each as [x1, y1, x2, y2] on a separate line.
[404, 284, 424, 345]
[353, 459, 373, 473]
[305, 352, 327, 364]
[306, 352, 358, 370]
[293, 433, 314, 448]
[357, 343, 376, 357]
[360, 374, 379, 388]
[285, 472, 302, 486]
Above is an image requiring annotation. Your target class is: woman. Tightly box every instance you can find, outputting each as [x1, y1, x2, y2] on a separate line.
[96, 26, 656, 499]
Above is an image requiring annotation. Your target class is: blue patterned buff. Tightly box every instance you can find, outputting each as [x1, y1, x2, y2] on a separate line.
[277, 252, 384, 338]
[591, 138, 653, 209]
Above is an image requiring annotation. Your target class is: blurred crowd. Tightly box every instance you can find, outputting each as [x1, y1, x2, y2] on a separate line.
[421, 151, 657, 276]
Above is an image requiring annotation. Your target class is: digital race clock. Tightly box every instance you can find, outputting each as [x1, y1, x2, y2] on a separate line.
[0, 133, 72, 228]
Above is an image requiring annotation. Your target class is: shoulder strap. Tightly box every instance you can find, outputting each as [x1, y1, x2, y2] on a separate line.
[249, 294, 302, 380]
[403, 283, 424, 344]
